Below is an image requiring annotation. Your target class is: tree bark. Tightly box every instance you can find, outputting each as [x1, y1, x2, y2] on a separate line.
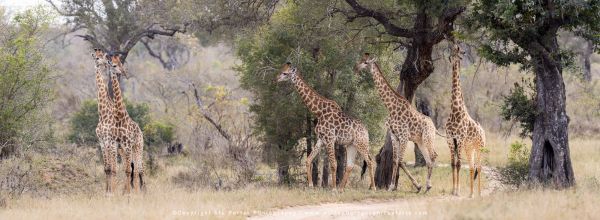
[277, 156, 290, 184]
[526, 35, 575, 188]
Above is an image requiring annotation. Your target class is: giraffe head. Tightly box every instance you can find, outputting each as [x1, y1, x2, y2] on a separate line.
[354, 53, 377, 74]
[91, 48, 108, 67]
[107, 53, 128, 78]
[277, 62, 297, 82]
[450, 42, 463, 63]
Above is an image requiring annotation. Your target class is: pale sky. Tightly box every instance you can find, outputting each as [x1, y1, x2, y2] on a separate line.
[2, 0, 46, 12]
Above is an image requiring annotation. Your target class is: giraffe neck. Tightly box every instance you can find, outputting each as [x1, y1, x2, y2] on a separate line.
[110, 71, 129, 121]
[450, 56, 467, 115]
[95, 64, 111, 122]
[290, 72, 340, 116]
[369, 62, 411, 111]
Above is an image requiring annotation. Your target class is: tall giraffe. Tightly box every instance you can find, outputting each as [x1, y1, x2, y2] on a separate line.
[444, 43, 485, 198]
[91, 49, 118, 194]
[355, 54, 438, 192]
[107, 54, 145, 192]
[277, 62, 376, 190]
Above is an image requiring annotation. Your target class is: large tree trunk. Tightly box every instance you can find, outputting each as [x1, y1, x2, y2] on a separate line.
[277, 159, 290, 184]
[527, 36, 575, 188]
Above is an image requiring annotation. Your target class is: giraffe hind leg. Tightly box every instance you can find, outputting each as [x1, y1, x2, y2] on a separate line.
[339, 145, 357, 190]
[357, 144, 376, 190]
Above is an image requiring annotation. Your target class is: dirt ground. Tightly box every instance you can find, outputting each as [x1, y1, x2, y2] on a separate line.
[249, 165, 504, 220]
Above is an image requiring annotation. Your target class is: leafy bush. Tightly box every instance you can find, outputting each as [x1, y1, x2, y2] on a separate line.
[500, 81, 537, 138]
[500, 141, 530, 186]
[143, 121, 175, 153]
[68, 100, 151, 145]
[0, 7, 54, 158]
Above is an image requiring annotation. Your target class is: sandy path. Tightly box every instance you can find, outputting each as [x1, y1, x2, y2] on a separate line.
[248, 165, 503, 220]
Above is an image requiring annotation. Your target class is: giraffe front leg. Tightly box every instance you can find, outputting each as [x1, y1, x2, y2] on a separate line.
[108, 142, 118, 195]
[325, 142, 337, 190]
[467, 149, 476, 198]
[99, 140, 112, 194]
[121, 143, 132, 195]
[416, 139, 435, 193]
[356, 143, 376, 190]
[396, 139, 421, 192]
[306, 139, 322, 188]
[388, 133, 401, 191]
[447, 138, 458, 196]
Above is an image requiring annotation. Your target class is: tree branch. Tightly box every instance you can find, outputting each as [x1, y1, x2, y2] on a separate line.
[343, 0, 414, 38]
[140, 39, 171, 69]
[428, 7, 466, 44]
[74, 34, 107, 51]
[190, 84, 232, 142]
[120, 23, 189, 62]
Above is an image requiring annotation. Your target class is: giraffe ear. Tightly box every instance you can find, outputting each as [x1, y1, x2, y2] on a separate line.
[368, 57, 377, 63]
[290, 67, 297, 74]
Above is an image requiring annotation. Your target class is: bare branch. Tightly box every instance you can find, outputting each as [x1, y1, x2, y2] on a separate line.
[190, 84, 232, 142]
[120, 23, 189, 62]
[74, 34, 107, 51]
[343, 0, 414, 38]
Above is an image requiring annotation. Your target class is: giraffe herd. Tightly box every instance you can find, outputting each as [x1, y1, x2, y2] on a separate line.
[277, 42, 485, 198]
[90, 41, 483, 198]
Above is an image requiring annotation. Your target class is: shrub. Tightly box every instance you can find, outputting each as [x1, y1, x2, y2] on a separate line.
[0, 7, 54, 158]
[143, 121, 175, 153]
[500, 140, 530, 186]
[500, 81, 537, 138]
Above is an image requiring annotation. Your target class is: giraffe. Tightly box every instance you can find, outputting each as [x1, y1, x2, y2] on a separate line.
[91, 49, 118, 194]
[354, 53, 438, 192]
[107, 53, 145, 192]
[277, 62, 376, 190]
[444, 43, 485, 198]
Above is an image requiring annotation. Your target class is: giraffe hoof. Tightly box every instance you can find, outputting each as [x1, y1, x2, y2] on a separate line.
[415, 186, 422, 193]
[425, 186, 432, 193]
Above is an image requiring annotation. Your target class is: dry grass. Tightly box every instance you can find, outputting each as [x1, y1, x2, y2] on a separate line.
[0, 138, 598, 220]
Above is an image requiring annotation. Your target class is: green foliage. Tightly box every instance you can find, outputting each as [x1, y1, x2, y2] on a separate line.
[0, 7, 54, 148]
[500, 81, 537, 138]
[67, 100, 153, 146]
[143, 121, 175, 152]
[236, 2, 392, 168]
[500, 140, 530, 186]
[467, 0, 600, 68]
[68, 100, 99, 145]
